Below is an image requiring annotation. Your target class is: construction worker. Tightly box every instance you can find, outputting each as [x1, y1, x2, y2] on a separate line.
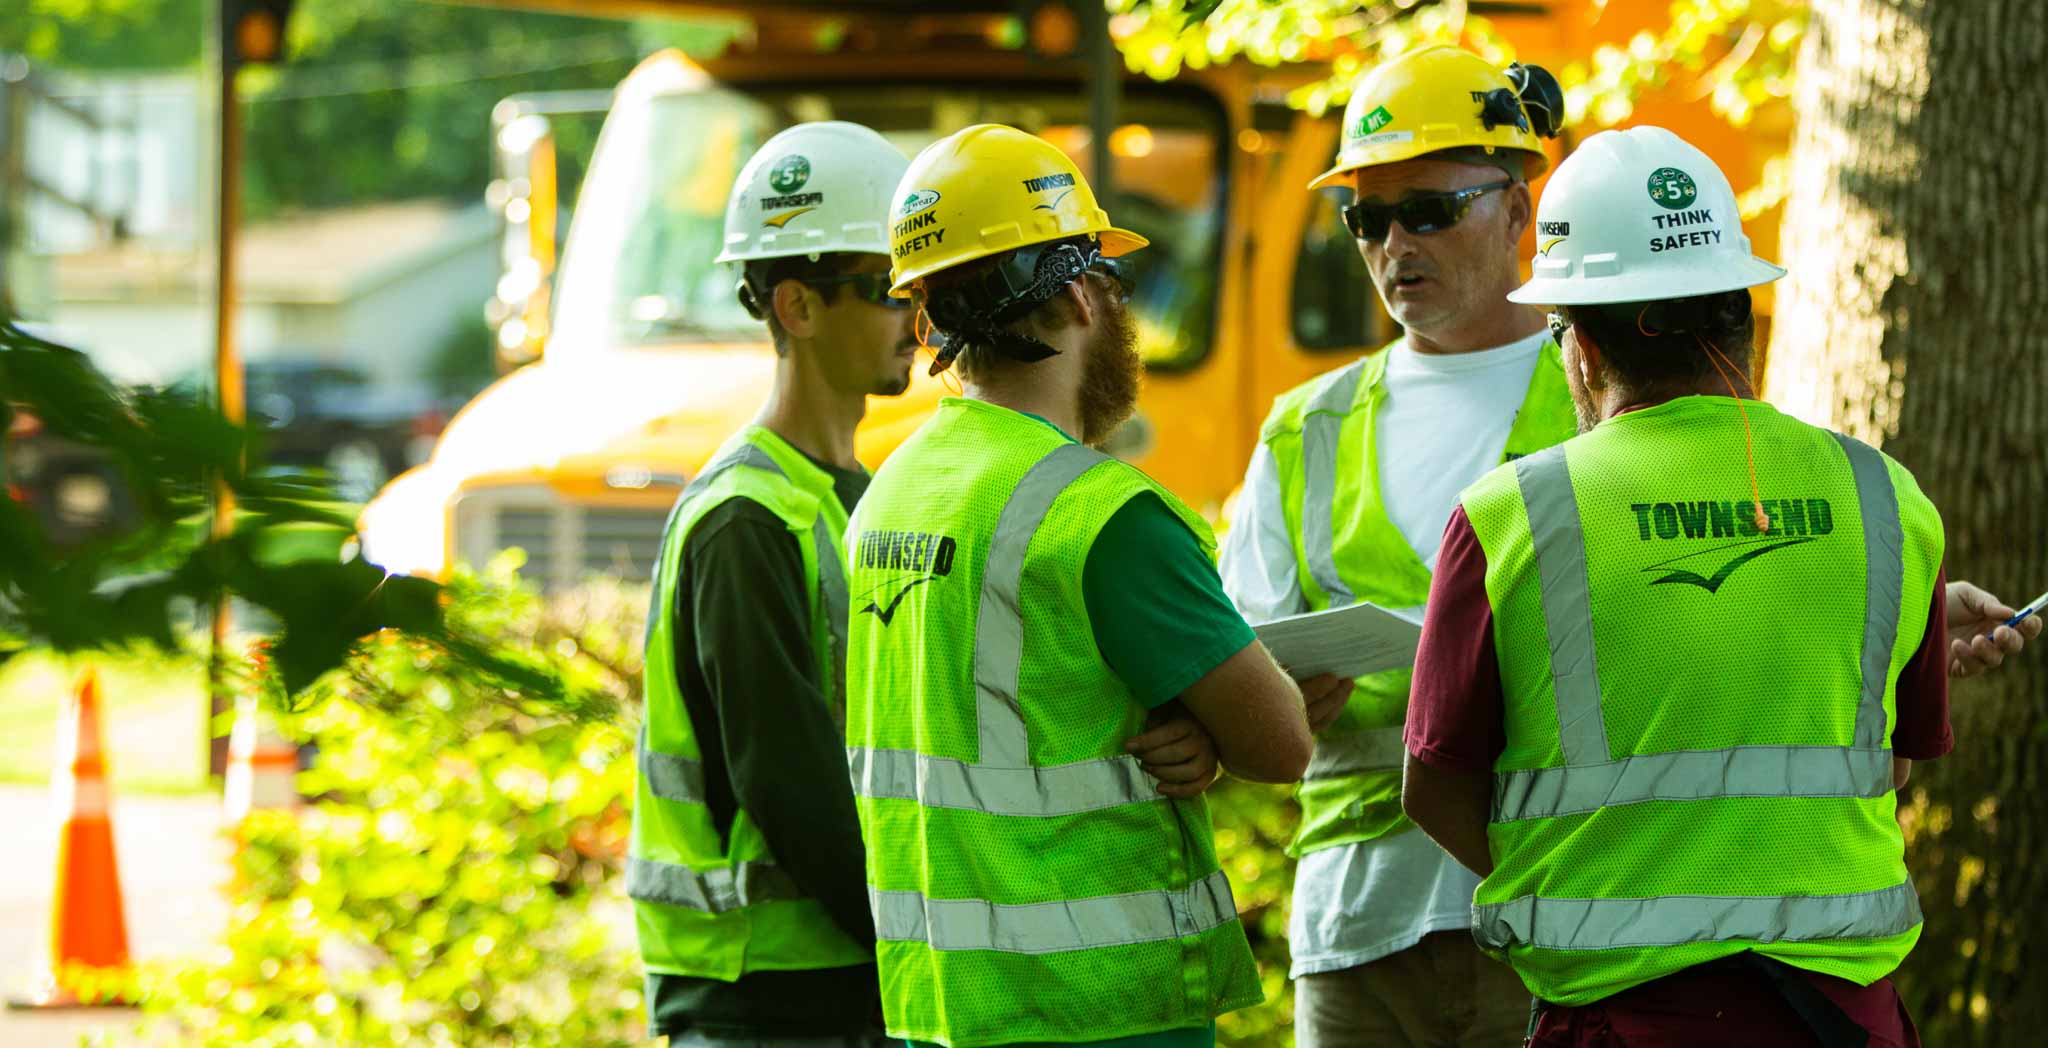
[1217, 45, 1574, 1045]
[844, 124, 1314, 1048]
[1402, 126, 1947, 1045]
[629, 121, 914, 1047]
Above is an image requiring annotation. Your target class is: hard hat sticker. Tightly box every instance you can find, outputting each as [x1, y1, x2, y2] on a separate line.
[1354, 131, 1414, 149]
[898, 189, 941, 219]
[1353, 105, 1394, 139]
[769, 154, 812, 194]
[1647, 167, 1698, 210]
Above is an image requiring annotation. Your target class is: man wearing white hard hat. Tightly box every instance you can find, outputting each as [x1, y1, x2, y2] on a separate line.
[630, 121, 914, 1046]
[1402, 125, 1949, 1046]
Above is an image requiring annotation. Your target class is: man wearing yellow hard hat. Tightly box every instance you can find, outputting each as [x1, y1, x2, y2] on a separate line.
[1217, 45, 1573, 1045]
[842, 123, 1315, 1048]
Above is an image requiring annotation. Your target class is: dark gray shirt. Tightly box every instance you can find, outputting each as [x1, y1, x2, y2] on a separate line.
[647, 448, 879, 1039]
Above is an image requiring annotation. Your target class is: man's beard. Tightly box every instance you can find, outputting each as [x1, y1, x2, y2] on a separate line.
[1077, 294, 1143, 446]
[1568, 371, 1600, 435]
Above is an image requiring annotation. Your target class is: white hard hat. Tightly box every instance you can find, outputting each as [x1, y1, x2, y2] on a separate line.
[1508, 125, 1785, 306]
[715, 121, 909, 264]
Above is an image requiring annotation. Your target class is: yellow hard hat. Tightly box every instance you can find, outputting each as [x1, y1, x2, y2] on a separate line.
[1308, 45, 1561, 191]
[887, 123, 1148, 295]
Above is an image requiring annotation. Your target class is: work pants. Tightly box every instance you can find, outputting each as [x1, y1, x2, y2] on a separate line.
[1295, 930, 1529, 1048]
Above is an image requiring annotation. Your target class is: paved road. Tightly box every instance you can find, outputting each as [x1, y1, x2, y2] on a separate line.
[0, 784, 226, 1047]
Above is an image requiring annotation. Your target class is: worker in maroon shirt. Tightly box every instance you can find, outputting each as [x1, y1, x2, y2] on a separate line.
[1399, 126, 2035, 1047]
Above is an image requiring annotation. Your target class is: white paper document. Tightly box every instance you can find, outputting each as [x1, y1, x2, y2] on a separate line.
[1252, 601, 1424, 680]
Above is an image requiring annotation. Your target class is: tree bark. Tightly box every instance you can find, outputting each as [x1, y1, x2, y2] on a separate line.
[1765, 1, 2048, 1042]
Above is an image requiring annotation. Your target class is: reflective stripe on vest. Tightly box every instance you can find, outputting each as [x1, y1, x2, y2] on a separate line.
[1302, 725, 1406, 781]
[1299, 363, 1365, 608]
[1836, 432, 1905, 749]
[639, 727, 705, 804]
[868, 868, 1238, 955]
[1474, 879, 1921, 953]
[1492, 437, 1907, 827]
[848, 442, 1229, 951]
[628, 855, 803, 913]
[847, 747, 1154, 817]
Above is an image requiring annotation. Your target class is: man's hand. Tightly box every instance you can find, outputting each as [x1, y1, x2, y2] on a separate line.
[1946, 581, 2043, 679]
[1298, 673, 1355, 734]
[1125, 701, 1221, 798]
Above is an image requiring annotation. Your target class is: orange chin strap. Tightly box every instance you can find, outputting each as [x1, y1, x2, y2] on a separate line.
[911, 293, 964, 393]
[1698, 334, 1770, 535]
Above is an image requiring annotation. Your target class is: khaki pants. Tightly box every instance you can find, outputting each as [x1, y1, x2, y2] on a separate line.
[1295, 931, 1531, 1048]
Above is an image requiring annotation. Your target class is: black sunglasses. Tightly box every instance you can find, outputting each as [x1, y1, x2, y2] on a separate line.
[1089, 256, 1135, 304]
[1341, 180, 1515, 242]
[804, 271, 915, 310]
[1547, 310, 1570, 345]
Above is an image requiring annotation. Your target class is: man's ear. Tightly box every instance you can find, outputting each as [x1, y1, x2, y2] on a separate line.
[1046, 276, 1097, 334]
[1503, 181, 1533, 244]
[1571, 322, 1606, 392]
[773, 279, 818, 340]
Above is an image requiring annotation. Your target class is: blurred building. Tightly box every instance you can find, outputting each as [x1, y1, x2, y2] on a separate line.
[5, 63, 494, 389]
[51, 199, 495, 388]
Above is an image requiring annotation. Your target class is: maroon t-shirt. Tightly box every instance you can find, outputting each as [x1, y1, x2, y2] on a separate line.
[1406, 503, 1950, 1047]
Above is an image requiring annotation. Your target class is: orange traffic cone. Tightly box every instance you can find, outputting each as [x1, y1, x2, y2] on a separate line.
[222, 689, 300, 824]
[7, 669, 135, 1009]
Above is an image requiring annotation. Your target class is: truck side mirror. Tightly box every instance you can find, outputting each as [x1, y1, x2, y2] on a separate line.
[485, 110, 558, 372]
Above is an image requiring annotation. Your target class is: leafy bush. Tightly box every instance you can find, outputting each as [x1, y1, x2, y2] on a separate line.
[1210, 781, 1300, 1048]
[145, 563, 652, 1047]
[139, 555, 1315, 1046]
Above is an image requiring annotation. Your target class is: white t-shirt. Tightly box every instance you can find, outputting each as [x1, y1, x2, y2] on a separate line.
[1218, 330, 1548, 977]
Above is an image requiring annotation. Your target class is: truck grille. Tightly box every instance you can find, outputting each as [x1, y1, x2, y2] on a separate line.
[452, 483, 674, 591]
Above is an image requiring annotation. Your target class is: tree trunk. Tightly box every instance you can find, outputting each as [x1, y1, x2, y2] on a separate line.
[1764, 0, 2048, 1041]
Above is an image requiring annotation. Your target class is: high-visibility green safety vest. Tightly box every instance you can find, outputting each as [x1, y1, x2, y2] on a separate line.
[1459, 396, 1943, 1005]
[1261, 340, 1574, 856]
[630, 426, 871, 981]
[845, 398, 1262, 1046]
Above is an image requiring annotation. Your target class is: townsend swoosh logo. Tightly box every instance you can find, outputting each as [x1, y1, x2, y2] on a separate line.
[762, 207, 816, 229]
[860, 576, 934, 625]
[1032, 188, 1076, 212]
[1539, 236, 1567, 255]
[1645, 537, 1815, 593]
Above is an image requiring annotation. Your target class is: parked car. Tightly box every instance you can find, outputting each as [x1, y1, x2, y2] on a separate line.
[176, 359, 454, 504]
[5, 404, 139, 547]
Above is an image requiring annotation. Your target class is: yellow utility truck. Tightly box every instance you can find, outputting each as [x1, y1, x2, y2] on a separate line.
[360, 2, 1778, 589]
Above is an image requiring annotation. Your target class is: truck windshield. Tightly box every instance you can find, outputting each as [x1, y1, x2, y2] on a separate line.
[550, 82, 1227, 370]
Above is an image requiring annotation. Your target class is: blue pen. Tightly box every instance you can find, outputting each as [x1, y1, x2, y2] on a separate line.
[2002, 589, 2048, 630]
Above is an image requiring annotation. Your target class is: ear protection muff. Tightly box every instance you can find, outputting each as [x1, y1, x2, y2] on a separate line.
[1477, 86, 1530, 134]
[1506, 62, 1565, 140]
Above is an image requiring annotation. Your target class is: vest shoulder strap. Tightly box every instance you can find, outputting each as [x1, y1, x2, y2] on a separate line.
[1257, 341, 1395, 444]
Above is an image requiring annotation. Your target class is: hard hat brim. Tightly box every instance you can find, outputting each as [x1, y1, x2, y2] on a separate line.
[1507, 254, 1788, 306]
[1307, 144, 1551, 193]
[1100, 227, 1149, 258]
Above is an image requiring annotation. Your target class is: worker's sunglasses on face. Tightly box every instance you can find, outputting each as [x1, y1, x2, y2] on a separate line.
[1087, 256, 1135, 304]
[805, 271, 915, 310]
[1342, 180, 1515, 242]
[1547, 310, 1571, 346]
